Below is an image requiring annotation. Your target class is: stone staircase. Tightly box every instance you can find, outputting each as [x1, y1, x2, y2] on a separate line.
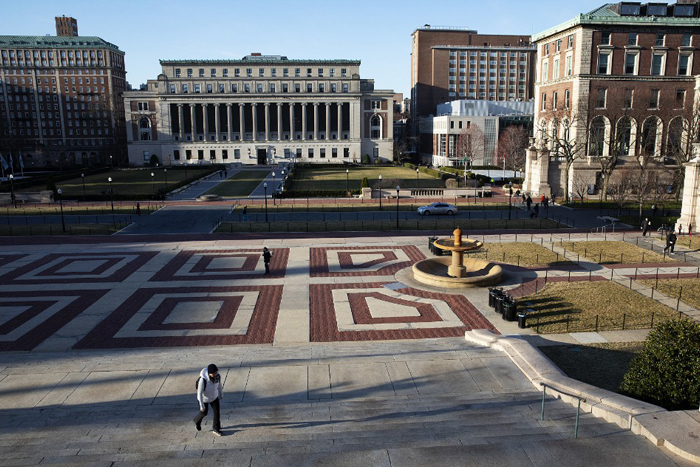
[1, 391, 656, 466]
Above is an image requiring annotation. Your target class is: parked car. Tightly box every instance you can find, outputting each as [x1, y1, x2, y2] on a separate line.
[417, 202, 458, 216]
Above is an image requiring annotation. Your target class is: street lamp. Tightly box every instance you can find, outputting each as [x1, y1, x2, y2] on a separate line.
[164, 168, 168, 191]
[416, 168, 420, 191]
[346, 168, 349, 195]
[81, 173, 86, 199]
[396, 185, 400, 229]
[8, 174, 16, 208]
[108, 177, 114, 215]
[271, 171, 276, 206]
[263, 182, 269, 223]
[57, 188, 66, 232]
[378, 174, 383, 211]
[151, 172, 155, 197]
[508, 181, 513, 220]
[599, 174, 605, 215]
[109, 155, 113, 169]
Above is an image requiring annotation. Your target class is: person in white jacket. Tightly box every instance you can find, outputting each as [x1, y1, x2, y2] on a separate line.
[193, 364, 224, 436]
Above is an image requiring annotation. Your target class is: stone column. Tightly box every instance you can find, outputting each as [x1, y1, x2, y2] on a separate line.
[277, 103, 282, 141]
[202, 104, 208, 140]
[675, 143, 700, 235]
[226, 104, 233, 141]
[190, 104, 196, 139]
[337, 102, 343, 139]
[313, 102, 319, 140]
[264, 103, 270, 141]
[301, 104, 307, 141]
[289, 103, 295, 141]
[178, 104, 184, 141]
[325, 102, 331, 140]
[252, 103, 257, 141]
[239, 103, 245, 140]
[214, 104, 220, 142]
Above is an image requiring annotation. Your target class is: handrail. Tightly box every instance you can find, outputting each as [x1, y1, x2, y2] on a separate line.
[540, 382, 587, 439]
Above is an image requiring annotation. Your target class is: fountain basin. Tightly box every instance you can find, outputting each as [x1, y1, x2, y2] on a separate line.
[412, 257, 503, 288]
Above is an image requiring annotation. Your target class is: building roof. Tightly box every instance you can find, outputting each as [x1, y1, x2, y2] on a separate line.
[436, 99, 534, 117]
[160, 58, 361, 66]
[0, 35, 122, 51]
[533, 2, 700, 41]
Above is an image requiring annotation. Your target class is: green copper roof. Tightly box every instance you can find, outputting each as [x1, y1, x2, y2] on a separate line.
[533, 3, 700, 41]
[0, 35, 122, 51]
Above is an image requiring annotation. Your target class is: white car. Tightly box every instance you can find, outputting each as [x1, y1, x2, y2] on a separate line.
[417, 202, 458, 216]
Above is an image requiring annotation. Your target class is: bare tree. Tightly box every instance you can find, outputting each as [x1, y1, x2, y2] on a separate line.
[571, 172, 590, 206]
[662, 99, 700, 199]
[607, 168, 634, 217]
[498, 126, 528, 174]
[455, 124, 486, 168]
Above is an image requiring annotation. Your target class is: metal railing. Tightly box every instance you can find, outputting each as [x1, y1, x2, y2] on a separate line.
[540, 382, 587, 439]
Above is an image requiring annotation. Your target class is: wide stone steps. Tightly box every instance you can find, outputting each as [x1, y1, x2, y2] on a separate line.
[0, 391, 630, 466]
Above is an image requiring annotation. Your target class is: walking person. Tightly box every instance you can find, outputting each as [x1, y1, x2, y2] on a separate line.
[262, 247, 272, 274]
[526, 195, 532, 211]
[543, 196, 549, 211]
[135, 202, 141, 216]
[194, 364, 224, 436]
[652, 204, 657, 216]
[241, 205, 248, 222]
[533, 203, 540, 218]
[668, 232, 677, 253]
[521, 194, 526, 205]
[641, 218, 650, 236]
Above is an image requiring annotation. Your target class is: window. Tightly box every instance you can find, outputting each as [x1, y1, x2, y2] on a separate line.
[308, 148, 313, 158]
[628, 33, 638, 46]
[370, 115, 381, 139]
[307, 68, 312, 77]
[219, 84, 224, 93]
[206, 84, 213, 93]
[258, 68, 264, 77]
[568, 35, 574, 49]
[330, 68, 335, 77]
[565, 55, 573, 76]
[556, 39, 561, 52]
[620, 3, 640, 15]
[234, 149, 240, 159]
[682, 34, 692, 47]
[170, 84, 176, 93]
[543, 43, 549, 55]
[371, 100, 381, 110]
[295, 83, 301, 92]
[210, 150, 216, 160]
[601, 32, 611, 45]
[624, 53, 638, 75]
[283, 68, 289, 77]
[198, 68, 204, 77]
[232, 83, 238, 93]
[541, 93, 547, 110]
[244, 83, 250, 93]
[655, 34, 665, 46]
[343, 148, 350, 158]
[552, 91, 558, 110]
[553, 58, 559, 79]
[651, 53, 664, 75]
[564, 89, 570, 108]
[270, 84, 275, 93]
[194, 84, 201, 93]
[198, 150, 204, 160]
[320, 148, 326, 158]
[678, 54, 690, 75]
[341, 68, 347, 77]
[222, 149, 228, 160]
[246, 68, 252, 77]
[675, 89, 686, 108]
[282, 83, 288, 93]
[674, 4, 694, 16]
[331, 83, 337, 92]
[542, 60, 548, 81]
[137, 102, 149, 111]
[175, 68, 181, 78]
[306, 83, 312, 92]
[257, 84, 262, 93]
[342, 83, 348, 93]
[186, 69, 193, 78]
[623, 89, 634, 108]
[223, 69, 228, 77]
[234, 68, 240, 77]
[598, 52, 610, 74]
[173, 150, 180, 160]
[596, 88, 607, 108]
[185, 150, 192, 160]
[182, 84, 188, 93]
[210, 68, 216, 77]
[318, 68, 323, 77]
[271, 68, 276, 77]
[649, 89, 660, 109]
[318, 83, 324, 92]
[295, 68, 301, 77]
[648, 4, 667, 16]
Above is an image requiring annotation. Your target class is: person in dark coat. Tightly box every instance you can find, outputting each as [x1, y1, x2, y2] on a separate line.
[526, 195, 532, 211]
[666, 232, 677, 253]
[641, 218, 650, 236]
[262, 247, 272, 274]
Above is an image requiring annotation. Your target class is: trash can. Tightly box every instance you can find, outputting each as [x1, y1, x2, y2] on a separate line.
[428, 237, 442, 256]
[488, 288, 502, 308]
[495, 295, 505, 317]
[503, 300, 518, 322]
[517, 311, 528, 328]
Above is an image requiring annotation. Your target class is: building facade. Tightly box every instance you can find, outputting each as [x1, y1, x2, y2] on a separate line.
[0, 27, 127, 169]
[420, 100, 534, 167]
[523, 1, 700, 200]
[410, 26, 536, 121]
[123, 54, 394, 167]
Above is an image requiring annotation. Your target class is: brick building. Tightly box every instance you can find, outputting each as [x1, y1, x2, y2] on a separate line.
[123, 54, 394, 167]
[523, 1, 700, 201]
[0, 18, 127, 169]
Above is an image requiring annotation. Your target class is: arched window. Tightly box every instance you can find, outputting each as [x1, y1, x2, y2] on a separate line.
[640, 116, 663, 158]
[139, 117, 152, 141]
[588, 116, 608, 156]
[666, 117, 686, 163]
[139, 117, 151, 129]
[616, 116, 633, 156]
[370, 115, 381, 139]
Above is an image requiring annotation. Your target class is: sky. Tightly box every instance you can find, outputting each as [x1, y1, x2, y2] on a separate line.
[1, 0, 606, 95]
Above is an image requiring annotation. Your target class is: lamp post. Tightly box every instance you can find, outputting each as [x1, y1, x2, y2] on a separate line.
[378, 174, 383, 211]
[263, 182, 269, 223]
[508, 181, 513, 220]
[151, 172, 155, 197]
[9, 174, 16, 208]
[272, 171, 276, 205]
[599, 174, 605, 216]
[57, 188, 66, 232]
[108, 177, 114, 214]
[109, 155, 113, 169]
[396, 185, 400, 229]
[81, 173, 86, 199]
[346, 168, 349, 195]
[164, 169, 168, 192]
[416, 168, 420, 191]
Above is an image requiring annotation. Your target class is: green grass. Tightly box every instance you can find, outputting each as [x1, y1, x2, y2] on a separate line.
[0, 223, 127, 236]
[292, 166, 444, 191]
[204, 170, 269, 197]
[29, 168, 213, 197]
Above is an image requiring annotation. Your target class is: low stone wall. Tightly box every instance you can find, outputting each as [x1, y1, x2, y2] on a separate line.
[0, 191, 54, 204]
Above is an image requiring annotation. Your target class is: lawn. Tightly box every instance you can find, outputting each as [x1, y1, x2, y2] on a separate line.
[638, 278, 700, 309]
[37, 167, 213, 198]
[522, 281, 678, 334]
[559, 241, 676, 264]
[0, 202, 160, 216]
[465, 242, 573, 268]
[0, 223, 127, 236]
[538, 343, 644, 393]
[292, 166, 444, 191]
[204, 170, 269, 197]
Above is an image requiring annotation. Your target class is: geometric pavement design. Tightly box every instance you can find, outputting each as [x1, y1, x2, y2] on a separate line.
[310, 245, 424, 277]
[310, 281, 497, 342]
[0, 251, 158, 285]
[0, 289, 108, 351]
[73, 285, 283, 349]
[150, 248, 290, 281]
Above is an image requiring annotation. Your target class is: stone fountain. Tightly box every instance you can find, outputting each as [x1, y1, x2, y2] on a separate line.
[412, 227, 503, 288]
